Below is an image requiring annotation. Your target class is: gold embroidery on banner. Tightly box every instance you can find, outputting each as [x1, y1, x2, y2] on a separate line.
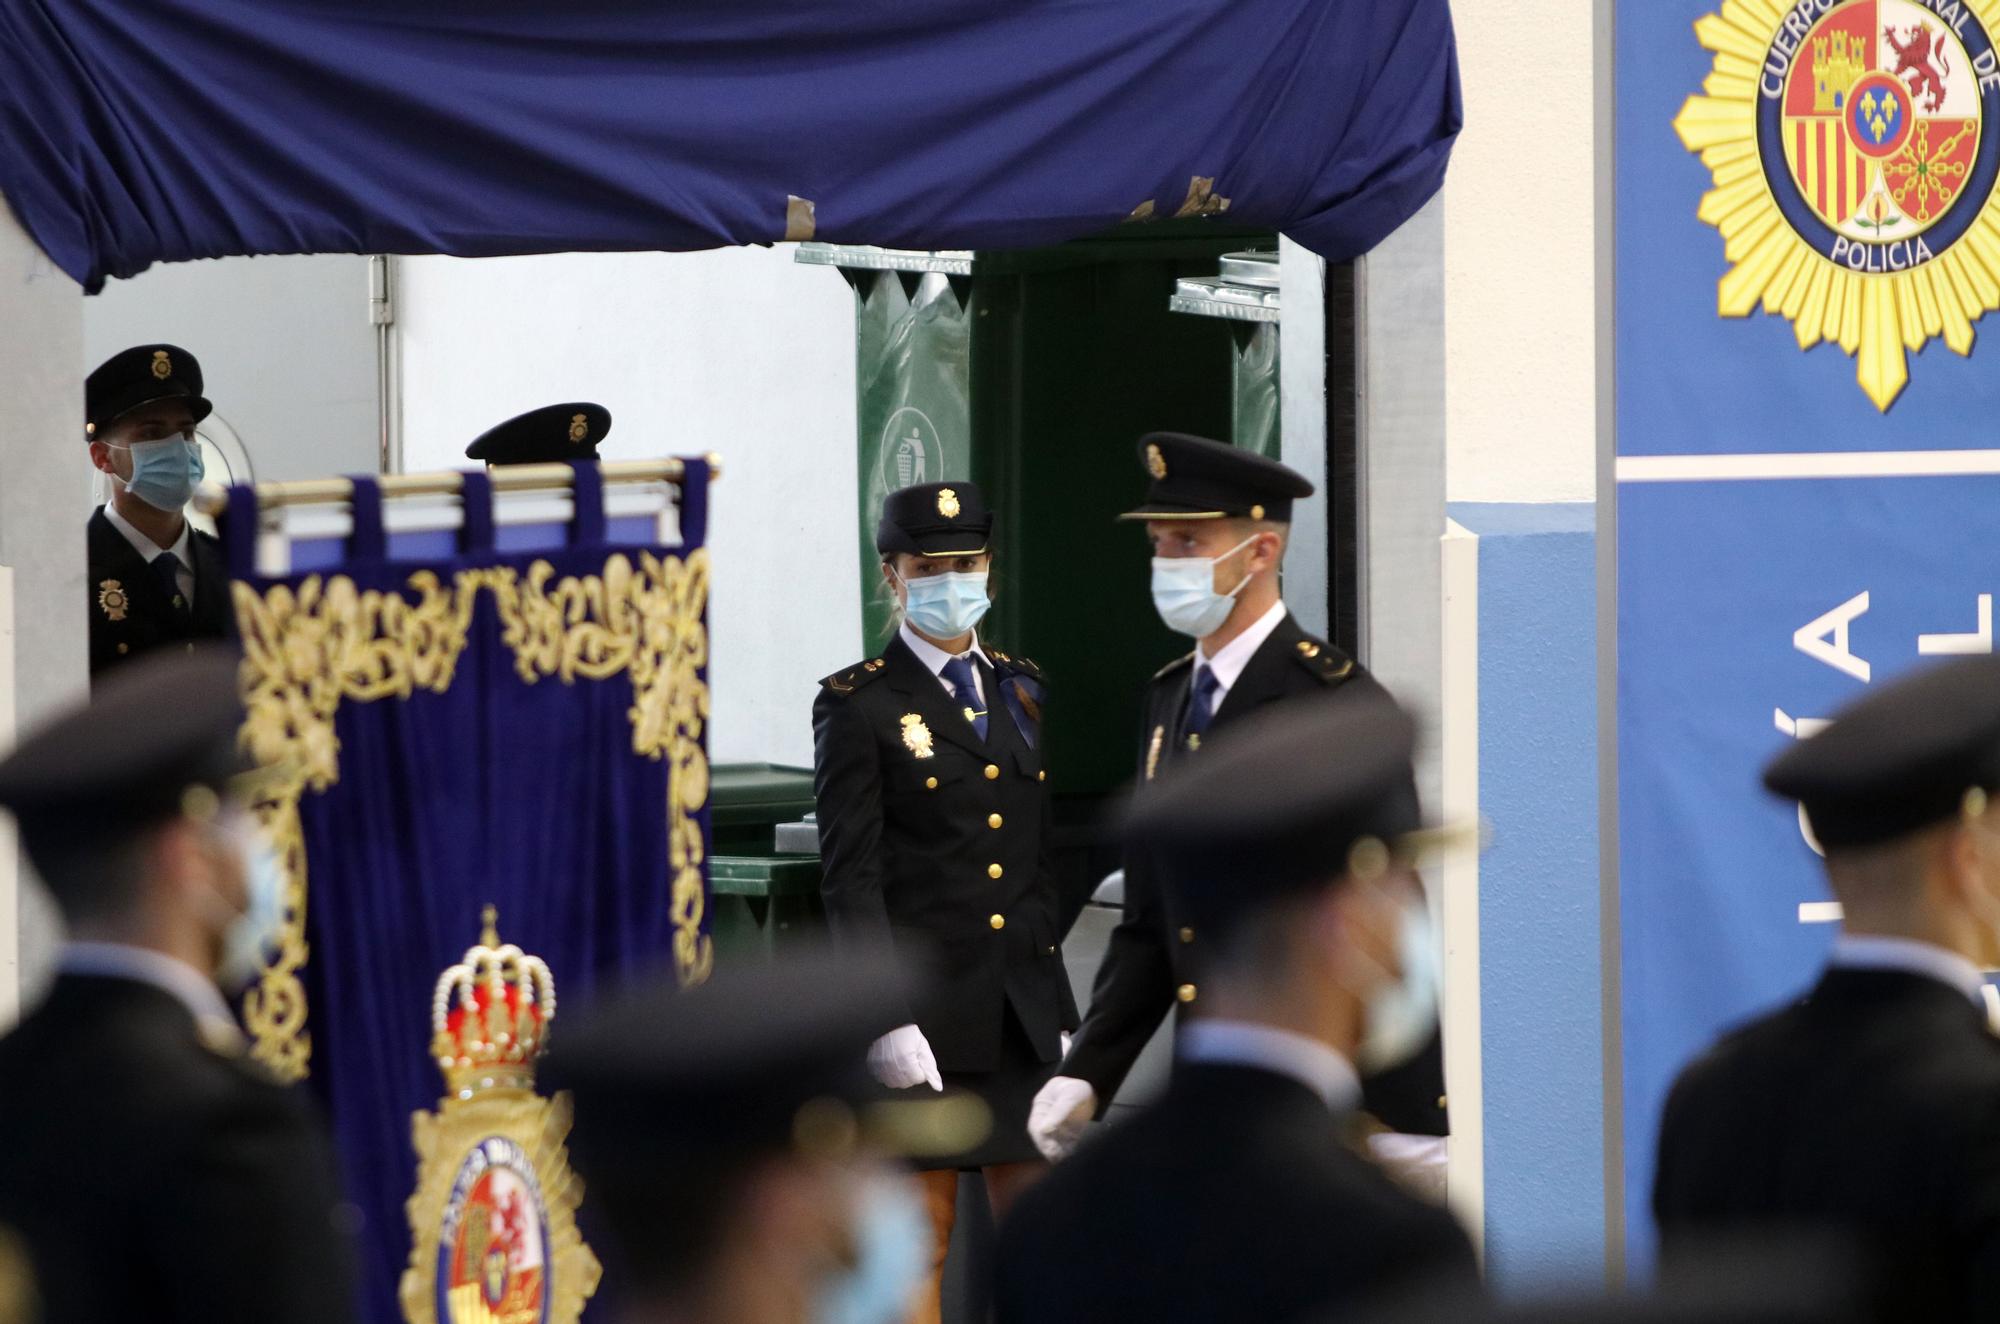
[234, 550, 713, 1080]
[1173, 176, 1232, 218]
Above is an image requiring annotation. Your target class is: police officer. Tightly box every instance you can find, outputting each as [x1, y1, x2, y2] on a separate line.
[464, 401, 611, 465]
[1653, 652, 2000, 1321]
[548, 948, 982, 1324]
[84, 344, 235, 677]
[1030, 431, 1446, 1159]
[0, 647, 356, 1324]
[811, 480, 1077, 1323]
[994, 694, 1478, 1324]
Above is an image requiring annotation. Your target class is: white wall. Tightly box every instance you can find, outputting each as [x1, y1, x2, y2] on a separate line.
[1444, 0, 1597, 504]
[397, 247, 861, 768]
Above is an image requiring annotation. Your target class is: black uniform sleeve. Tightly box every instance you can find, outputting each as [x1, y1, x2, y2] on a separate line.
[156, 1085, 357, 1324]
[811, 686, 901, 955]
[1059, 844, 1175, 1106]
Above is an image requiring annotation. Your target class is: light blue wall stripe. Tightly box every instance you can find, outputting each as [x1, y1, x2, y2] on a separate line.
[1449, 501, 1603, 1292]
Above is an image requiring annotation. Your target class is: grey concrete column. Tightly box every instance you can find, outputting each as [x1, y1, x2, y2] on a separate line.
[0, 195, 86, 1023]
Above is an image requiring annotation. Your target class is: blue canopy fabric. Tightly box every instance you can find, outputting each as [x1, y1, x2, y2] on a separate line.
[0, 0, 1458, 293]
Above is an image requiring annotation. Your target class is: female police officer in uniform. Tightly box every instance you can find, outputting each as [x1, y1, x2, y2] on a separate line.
[811, 480, 1077, 1323]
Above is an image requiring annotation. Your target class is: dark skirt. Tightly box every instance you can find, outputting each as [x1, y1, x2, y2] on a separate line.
[920, 1009, 1057, 1170]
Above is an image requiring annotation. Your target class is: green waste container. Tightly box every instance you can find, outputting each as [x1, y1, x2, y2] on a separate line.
[708, 763, 825, 961]
[1168, 250, 1282, 458]
[797, 225, 1276, 805]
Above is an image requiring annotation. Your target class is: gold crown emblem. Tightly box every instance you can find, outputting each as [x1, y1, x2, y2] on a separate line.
[1146, 443, 1168, 480]
[430, 907, 555, 1093]
[569, 413, 589, 443]
[937, 487, 961, 519]
[150, 350, 173, 380]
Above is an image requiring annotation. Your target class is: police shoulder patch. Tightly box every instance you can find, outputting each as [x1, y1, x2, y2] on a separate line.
[1291, 637, 1356, 685]
[992, 647, 1043, 682]
[820, 661, 887, 695]
[1152, 652, 1195, 682]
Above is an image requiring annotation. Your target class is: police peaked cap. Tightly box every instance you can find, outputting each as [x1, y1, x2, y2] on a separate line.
[1764, 653, 2000, 851]
[85, 344, 213, 437]
[1119, 432, 1314, 523]
[464, 402, 611, 465]
[876, 481, 993, 557]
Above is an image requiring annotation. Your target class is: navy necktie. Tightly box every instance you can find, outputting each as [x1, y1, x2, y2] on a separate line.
[1184, 667, 1222, 742]
[941, 654, 989, 740]
[151, 552, 190, 621]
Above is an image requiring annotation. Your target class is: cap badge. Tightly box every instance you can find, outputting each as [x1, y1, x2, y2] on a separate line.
[97, 579, 129, 622]
[901, 713, 936, 760]
[937, 488, 961, 520]
[569, 413, 589, 444]
[150, 350, 172, 380]
[1146, 444, 1168, 480]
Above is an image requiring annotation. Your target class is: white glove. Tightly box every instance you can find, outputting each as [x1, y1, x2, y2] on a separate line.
[1028, 1075, 1097, 1162]
[867, 1024, 943, 1092]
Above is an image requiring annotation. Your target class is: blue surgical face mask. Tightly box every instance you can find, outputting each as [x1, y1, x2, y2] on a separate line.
[1357, 892, 1441, 1075]
[109, 435, 204, 512]
[896, 569, 991, 641]
[215, 814, 285, 992]
[1149, 534, 1257, 638]
[812, 1171, 929, 1324]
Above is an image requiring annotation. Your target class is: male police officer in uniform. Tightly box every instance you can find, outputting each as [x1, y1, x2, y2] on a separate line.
[1653, 652, 2000, 1321]
[812, 480, 1077, 1323]
[84, 345, 235, 678]
[995, 695, 1477, 1324]
[1030, 432, 1446, 1159]
[0, 647, 355, 1324]
[549, 948, 980, 1324]
[464, 401, 611, 465]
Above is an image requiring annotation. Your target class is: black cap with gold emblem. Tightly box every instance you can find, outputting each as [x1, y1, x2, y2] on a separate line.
[463, 402, 611, 465]
[84, 344, 213, 438]
[1764, 653, 2000, 852]
[876, 480, 992, 557]
[1119, 431, 1314, 523]
[0, 645, 252, 846]
[1126, 693, 1455, 939]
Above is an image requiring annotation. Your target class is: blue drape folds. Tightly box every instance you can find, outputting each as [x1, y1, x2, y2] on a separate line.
[221, 464, 712, 1324]
[0, 0, 1460, 291]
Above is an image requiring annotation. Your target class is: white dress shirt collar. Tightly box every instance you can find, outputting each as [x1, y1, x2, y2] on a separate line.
[1195, 600, 1288, 702]
[59, 941, 242, 1044]
[102, 500, 192, 570]
[1829, 934, 1988, 1006]
[1178, 1018, 1362, 1112]
[899, 623, 991, 699]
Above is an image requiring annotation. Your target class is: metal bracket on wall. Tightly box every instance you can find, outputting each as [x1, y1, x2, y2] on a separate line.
[369, 255, 402, 475]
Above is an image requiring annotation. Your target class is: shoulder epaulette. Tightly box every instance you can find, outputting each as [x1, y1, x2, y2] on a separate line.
[819, 657, 891, 695]
[1290, 637, 1356, 685]
[988, 647, 1043, 682]
[1152, 652, 1196, 682]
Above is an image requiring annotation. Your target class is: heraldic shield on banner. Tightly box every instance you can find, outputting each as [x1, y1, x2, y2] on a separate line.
[1676, 0, 2000, 409]
[401, 909, 600, 1324]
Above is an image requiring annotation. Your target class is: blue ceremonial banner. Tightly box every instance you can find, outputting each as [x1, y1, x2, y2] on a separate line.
[0, 0, 1458, 290]
[1618, 0, 2000, 1271]
[219, 462, 713, 1323]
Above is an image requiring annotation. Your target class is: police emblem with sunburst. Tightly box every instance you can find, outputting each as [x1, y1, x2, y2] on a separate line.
[1675, 0, 2000, 410]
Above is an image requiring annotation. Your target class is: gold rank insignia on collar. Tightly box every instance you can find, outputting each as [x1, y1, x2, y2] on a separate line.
[901, 714, 935, 759]
[97, 579, 129, 622]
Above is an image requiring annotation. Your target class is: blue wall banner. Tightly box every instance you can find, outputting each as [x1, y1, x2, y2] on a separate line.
[1618, 0, 2000, 1272]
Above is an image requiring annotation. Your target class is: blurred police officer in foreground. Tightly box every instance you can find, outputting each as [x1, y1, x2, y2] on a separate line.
[83, 345, 235, 677]
[0, 647, 354, 1324]
[996, 694, 1477, 1324]
[547, 948, 982, 1324]
[811, 480, 1075, 1322]
[1030, 431, 1446, 1160]
[1654, 652, 2000, 1320]
[464, 401, 611, 465]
